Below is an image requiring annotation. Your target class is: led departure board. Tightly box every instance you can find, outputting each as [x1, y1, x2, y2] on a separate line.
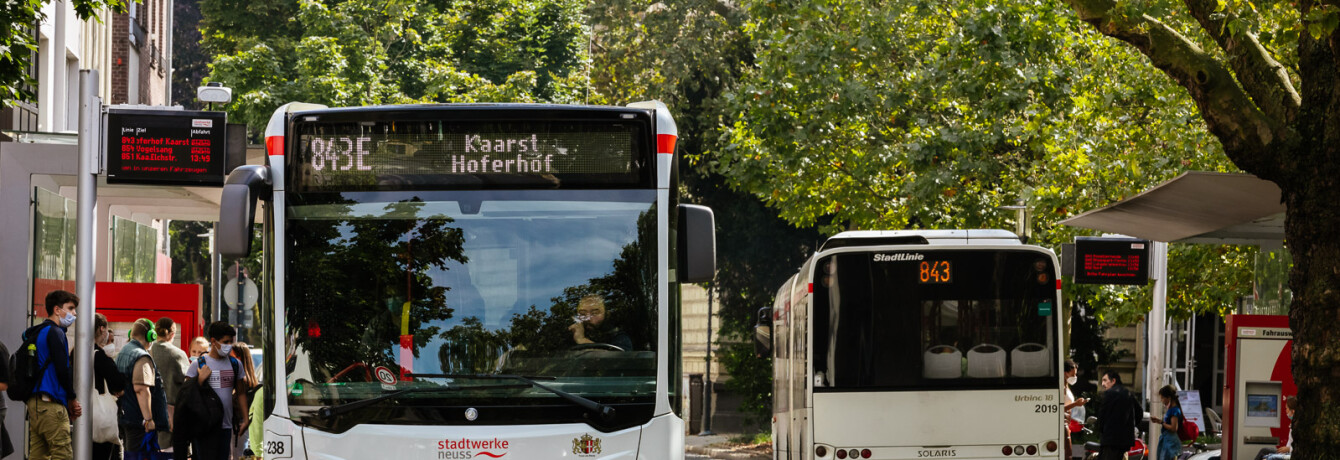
[1073, 237, 1150, 285]
[289, 114, 651, 191]
[105, 108, 228, 186]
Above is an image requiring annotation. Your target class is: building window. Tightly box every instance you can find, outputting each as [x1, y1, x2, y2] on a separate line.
[112, 216, 158, 283]
[32, 187, 77, 315]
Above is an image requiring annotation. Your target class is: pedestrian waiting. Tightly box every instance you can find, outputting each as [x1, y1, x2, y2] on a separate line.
[190, 336, 210, 359]
[1152, 385, 1184, 460]
[184, 321, 250, 460]
[150, 317, 190, 455]
[1096, 370, 1138, 460]
[116, 318, 171, 459]
[90, 313, 127, 460]
[23, 290, 83, 460]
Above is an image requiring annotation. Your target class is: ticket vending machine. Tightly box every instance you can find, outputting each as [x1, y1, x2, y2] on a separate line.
[1224, 315, 1294, 460]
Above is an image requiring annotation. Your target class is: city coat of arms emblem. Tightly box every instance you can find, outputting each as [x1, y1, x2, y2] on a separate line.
[572, 433, 602, 456]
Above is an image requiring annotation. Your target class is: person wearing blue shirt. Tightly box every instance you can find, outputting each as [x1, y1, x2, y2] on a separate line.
[27, 290, 83, 459]
[1152, 385, 1184, 460]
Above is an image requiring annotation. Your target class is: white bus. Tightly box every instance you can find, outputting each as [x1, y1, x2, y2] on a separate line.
[755, 230, 1064, 460]
[217, 102, 716, 459]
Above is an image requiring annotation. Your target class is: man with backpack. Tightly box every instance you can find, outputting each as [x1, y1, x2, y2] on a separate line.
[1096, 370, 1139, 460]
[15, 290, 84, 460]
[184, 322, 249, 460]
[116, 318, 171, 460]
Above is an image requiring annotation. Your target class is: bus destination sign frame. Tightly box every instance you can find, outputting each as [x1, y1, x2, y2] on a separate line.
[105, 108, 228, 186]
[1072, 236, 1150, 285]
[287, 108, 655, 192]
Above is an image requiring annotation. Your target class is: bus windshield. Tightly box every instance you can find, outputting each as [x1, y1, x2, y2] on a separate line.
[283, 189, 657, 424]
[811, 249, 1057, 391]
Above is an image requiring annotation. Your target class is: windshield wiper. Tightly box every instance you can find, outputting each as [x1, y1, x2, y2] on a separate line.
[314, 383, 530, 418]
[425, 373, 616, 423]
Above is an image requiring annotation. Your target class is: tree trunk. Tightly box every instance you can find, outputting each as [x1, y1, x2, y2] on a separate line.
[1281, 164, 1340, 456]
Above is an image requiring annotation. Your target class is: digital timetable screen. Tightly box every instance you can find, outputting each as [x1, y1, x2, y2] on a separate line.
[289, 113, 653, 191]
[105, 109, 228, 186]
[1072, 237, 1150, 285]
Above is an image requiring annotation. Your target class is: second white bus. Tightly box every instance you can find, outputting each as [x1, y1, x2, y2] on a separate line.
[756, 230, 1065, 460]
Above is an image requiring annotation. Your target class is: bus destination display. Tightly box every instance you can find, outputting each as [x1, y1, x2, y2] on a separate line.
[918, 260, 952, 284]
[105, 109, 228, 186]
[1073, 237, 1149, 285]
[292, 118, 648, 191]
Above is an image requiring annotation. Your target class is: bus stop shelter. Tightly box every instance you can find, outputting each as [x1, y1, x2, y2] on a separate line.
[1060, 171, 1287, 456]
[1060, 171, 1284, 245]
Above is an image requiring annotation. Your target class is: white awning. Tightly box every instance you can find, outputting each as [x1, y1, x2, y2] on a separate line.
[1059, 171, 1285, 245]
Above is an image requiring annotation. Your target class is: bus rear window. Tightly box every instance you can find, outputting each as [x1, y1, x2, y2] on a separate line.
[811, 250, 1058, 391]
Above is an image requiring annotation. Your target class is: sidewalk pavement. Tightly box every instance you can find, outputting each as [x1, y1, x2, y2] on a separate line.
[684, 433, 771, 460]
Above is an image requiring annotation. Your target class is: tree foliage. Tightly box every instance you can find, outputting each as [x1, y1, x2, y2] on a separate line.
[1061, 0, 1340, 452]
[714, 0, 1254, 323]
[203, 0, 592, 133]
[710, 0, 1339, 449]
[0, 0, 126, 106]
[587, 0, 819, 428]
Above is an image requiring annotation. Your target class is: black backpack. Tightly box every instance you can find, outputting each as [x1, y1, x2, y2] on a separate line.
[6, 324, 54, 401]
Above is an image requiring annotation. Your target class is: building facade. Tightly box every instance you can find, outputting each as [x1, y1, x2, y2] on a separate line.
[0, 1, 176, 457]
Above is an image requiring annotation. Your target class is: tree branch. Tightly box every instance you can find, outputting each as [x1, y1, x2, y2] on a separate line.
[1064, 0, 1295, 180]
[1182, 0, 1301, 124]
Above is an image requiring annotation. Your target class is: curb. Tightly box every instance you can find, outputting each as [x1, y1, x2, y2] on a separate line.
[685, 444, 770, 460]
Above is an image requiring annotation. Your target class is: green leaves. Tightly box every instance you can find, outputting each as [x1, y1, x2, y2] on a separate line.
[0, 0, 125, 107]
[1303, 4, 1340, 40]
[203, 0, 591, 135]
[711, 0, 1249, 322]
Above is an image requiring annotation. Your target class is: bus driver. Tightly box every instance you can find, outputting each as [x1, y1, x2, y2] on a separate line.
[569, 295, 633, 351]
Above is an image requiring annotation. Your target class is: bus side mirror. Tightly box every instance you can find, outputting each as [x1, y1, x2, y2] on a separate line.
[678, 204, 716, 283]
[754, 307, 772, 357]
[218, 165, 271, 258]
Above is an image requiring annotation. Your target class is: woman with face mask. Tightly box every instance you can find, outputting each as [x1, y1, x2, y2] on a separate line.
[90, 314, 126, 460]
[1062, 359, 1089, 459]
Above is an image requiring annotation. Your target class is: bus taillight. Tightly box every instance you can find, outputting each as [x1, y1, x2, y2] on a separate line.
[860, 448, 871, 458]
[836, 448, 847, 459]
[1045, 440, 1057, 452]
[266, 135, 284, 157]
[815, 445, 827, 457]
[1001, 445, 1013, 456]
[657, 134, 677, 154]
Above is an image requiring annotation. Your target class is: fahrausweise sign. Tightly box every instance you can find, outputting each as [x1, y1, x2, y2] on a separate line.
[105, 108, 228, 186]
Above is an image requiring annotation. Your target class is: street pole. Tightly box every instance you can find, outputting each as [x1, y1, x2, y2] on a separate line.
[233, 260, 242, 325]
[73, 69, 101, 460]
[698, 284, 715, 436]
[211, 222, 221, 322]
[1147, 241, 1169, 454]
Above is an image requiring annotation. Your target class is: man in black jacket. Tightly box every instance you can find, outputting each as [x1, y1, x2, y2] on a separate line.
[1096, 370, 1138, 460]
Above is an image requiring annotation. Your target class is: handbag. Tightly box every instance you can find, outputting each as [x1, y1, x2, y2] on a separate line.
[139, 429, 172, 460]
[91, 390, 121, 444]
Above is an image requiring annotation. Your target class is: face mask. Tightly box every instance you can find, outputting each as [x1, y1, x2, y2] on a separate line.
[59, 312, 76, 328]
[1067, 376, 1078, 385]
[219, 343, 233, 356]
